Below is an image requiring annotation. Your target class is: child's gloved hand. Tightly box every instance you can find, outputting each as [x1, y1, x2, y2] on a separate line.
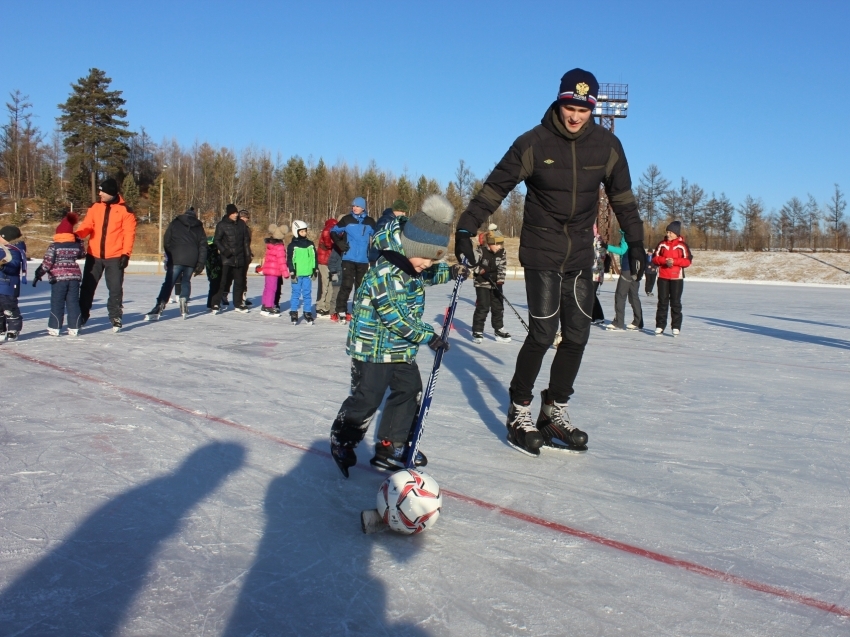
[428, 334, 450, 352]
[291, 274, 297, 282]
[32, 265, 46, 287]
[255, 265, 263, 274]
[450, 263, 470, 280]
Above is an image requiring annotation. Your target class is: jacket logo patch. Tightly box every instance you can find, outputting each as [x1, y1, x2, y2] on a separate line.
[544, 159, 554, 165]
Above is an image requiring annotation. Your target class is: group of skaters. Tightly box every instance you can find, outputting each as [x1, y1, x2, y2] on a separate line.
[5, 68, 698, 476]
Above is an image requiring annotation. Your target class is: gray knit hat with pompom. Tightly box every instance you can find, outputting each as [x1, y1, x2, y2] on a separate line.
[400, 195, 455, 260]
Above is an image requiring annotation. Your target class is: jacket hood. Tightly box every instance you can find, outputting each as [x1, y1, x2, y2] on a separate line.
[178, 213, 202, 228]
[541, 102, 595, 141]
[322, 218, 338, 231]
[370, 216, 404, 256]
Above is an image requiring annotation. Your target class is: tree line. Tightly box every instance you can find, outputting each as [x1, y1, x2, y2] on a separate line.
[1, 68, 847, 251]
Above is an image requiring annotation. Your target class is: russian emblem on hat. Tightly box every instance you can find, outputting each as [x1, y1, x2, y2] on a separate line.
[575, 82, 590, 96]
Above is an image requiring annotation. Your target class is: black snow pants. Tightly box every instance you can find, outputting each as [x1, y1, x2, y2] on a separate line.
[510, 269, 593, 404]
[79, 255, 125, 322]
[472, 286, 505, 333]
[335, 261, 369, 315]
[655, 279, 684, 330]
[331, 359, 423, 447]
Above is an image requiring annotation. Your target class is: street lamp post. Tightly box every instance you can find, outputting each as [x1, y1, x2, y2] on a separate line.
[158, 164, 168, 272]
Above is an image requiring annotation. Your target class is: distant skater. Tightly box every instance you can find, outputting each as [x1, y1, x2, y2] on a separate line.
[653, 220, 692, 336]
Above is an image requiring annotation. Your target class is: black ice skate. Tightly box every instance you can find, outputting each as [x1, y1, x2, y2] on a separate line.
[331, 436, 357, 478]
[260, 306, 278, 317]
[506, 398, 544, 456]
[3, 331, 19, 342]
[472, 331, 483, 344]
[179, 298, 189, 319]
[494, 329, 512, 343]
[111, 317, 122, 333]
[290, 311, 299, 325]
[536, 390, 588, 453]
[144, 301, 165, 321]
[369, 439, 427, 471]
[304, 312, 314, 325]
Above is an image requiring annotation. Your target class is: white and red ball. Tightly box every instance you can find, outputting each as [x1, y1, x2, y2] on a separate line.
[377, 468, 442, 535]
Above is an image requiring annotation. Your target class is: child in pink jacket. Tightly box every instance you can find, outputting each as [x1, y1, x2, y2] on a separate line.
[257, 224, 290, 316]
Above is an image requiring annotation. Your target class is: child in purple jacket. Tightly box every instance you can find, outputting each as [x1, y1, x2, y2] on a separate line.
[34, 212, 86, 336]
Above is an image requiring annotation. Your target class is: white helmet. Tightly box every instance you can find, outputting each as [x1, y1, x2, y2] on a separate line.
[292, 220, 308, 234]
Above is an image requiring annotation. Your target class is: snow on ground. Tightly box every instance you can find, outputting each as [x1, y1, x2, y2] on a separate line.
[1, 275, 849, 636]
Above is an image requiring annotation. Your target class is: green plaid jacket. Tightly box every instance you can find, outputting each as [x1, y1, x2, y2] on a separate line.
[346, 218, 452, 363]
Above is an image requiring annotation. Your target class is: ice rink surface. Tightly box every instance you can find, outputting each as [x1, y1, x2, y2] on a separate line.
[1, 275, 848, 636]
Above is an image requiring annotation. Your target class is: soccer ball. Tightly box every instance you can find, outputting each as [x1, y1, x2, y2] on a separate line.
[377, 468, 442, 535]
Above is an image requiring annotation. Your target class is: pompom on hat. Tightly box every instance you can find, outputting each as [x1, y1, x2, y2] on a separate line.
[268, 223, 286, 241]
[400, 195, 455, 260]
[486, 230, 505, 245]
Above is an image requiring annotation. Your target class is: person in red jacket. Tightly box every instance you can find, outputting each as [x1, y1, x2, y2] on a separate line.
[315, 217, 339, 316]
[652, 220, 692, 336]
[75, 178, 137, 331]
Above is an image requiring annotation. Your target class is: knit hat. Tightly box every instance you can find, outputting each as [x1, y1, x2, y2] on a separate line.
[185, 206, 197, 217]
[99, 178, 119, 197]
[55, 212, 79, 235]
[400, 195, 454, 260]
[268, 223, 286, 241]
[666, 220, 682, 236]
[486, 230, 505, 245]
[391, 199, 409, 213]
[225, 203, 239, 216]
[557, 68, 599, 110]
[239, 209, 250, 219]
[352, 196, 366, 209]
[0, 225, 22, 241]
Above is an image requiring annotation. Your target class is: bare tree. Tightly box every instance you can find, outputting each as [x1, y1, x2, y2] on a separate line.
[739, 195, 764, 251]
[824, 184, 847, 250]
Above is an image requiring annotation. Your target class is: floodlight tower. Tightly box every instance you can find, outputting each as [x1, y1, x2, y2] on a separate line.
[595, 83, 629, 253]
[594, 83, 629, 132]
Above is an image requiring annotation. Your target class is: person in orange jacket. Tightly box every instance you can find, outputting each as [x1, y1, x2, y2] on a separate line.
[76, 178, 137, 331]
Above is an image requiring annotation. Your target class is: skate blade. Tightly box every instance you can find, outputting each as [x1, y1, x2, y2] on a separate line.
[541, 441, 588, 454]
[112, 327, 121, 333]
[361, 509, 388, 534]
[506, 434, 541, 457]
[495, 337, 511, 343]
[332, 456, 351, 478]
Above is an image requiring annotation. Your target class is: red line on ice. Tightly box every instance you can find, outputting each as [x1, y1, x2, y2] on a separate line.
[8, 350, 850, 619]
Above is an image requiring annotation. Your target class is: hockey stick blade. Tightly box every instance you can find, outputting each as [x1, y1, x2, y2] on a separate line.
[361, 509, 388, 534]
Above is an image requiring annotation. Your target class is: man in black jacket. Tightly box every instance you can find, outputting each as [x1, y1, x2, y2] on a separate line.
[455, 68, 645, 456]
[146, 207, 208, 320]
[211, 204, 252, 313]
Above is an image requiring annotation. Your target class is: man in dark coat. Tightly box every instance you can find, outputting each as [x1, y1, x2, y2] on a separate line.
[455, 68, 645, 456]
[210, 204, 252, 313]
[145, 207, 208, 320]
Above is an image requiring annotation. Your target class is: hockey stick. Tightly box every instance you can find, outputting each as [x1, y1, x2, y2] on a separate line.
[361, 260, 468, 534]
[482, 273, 530, 334]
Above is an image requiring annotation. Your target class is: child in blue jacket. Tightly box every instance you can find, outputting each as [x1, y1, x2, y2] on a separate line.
[0, 226, 25, 342]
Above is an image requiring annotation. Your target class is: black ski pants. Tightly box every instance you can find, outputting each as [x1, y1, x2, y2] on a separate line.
[211, 265, 246, 309]
[510, 269, 593, 404]
[79, 255, 125, 322]
[0, 294, 22, 333]
[472, 286, 505, 333]
[644, 268, 658, 295]
[335, 261, 369, 315]
[331, 359, 422, 447]
[655, 278, 684, 330]
[592, 281, 605, 322]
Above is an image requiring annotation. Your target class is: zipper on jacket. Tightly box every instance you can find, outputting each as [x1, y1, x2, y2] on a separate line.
[100, 203, 111, 258]
[560, 140, 578, 272]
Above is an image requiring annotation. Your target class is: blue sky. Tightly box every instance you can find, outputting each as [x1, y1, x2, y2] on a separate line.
[3, 0, 848, 215]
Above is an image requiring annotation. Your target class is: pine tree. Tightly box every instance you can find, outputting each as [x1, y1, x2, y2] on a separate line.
[122, 173, 140, 212]
[57, 68, 133, 204]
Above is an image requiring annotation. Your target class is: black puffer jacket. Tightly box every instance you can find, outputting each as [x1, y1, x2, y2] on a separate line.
[458, 103, 643, 273]
[164, 213, 208, 269]
[213, 215, 252, 267]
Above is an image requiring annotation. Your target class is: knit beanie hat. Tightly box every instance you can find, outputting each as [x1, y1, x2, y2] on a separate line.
[185, 206, 197, 217]
[557, 68, 599, 110]
[400, 195, 454, 260]
[666, 220, 682, 236]
[0, 225, 22, 241]
[486, 230, 505, 245]
[268, 223, 286, 241]
[55, 212, 79, 235]
[391, 199, 409, 213]
[99, 178, 119, 197]
[352, 196, 367, 209]
[225, 203, 239, 216]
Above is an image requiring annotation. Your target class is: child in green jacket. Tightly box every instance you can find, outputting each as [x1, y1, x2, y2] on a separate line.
[330, 195, 466, 477]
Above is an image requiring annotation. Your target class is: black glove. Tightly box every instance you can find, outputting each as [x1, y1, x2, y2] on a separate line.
[453, 229, 477, 266]
[312, 270, 318, 280]
[627, 241, 645, 281]
[450, 263, 470, 280]
[32, 265, 46, 287]
[291, 274, 297, 282]
[428, 334, 450, 352]
[194, 265, 205, 277]
[119, 254, 130, 270]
